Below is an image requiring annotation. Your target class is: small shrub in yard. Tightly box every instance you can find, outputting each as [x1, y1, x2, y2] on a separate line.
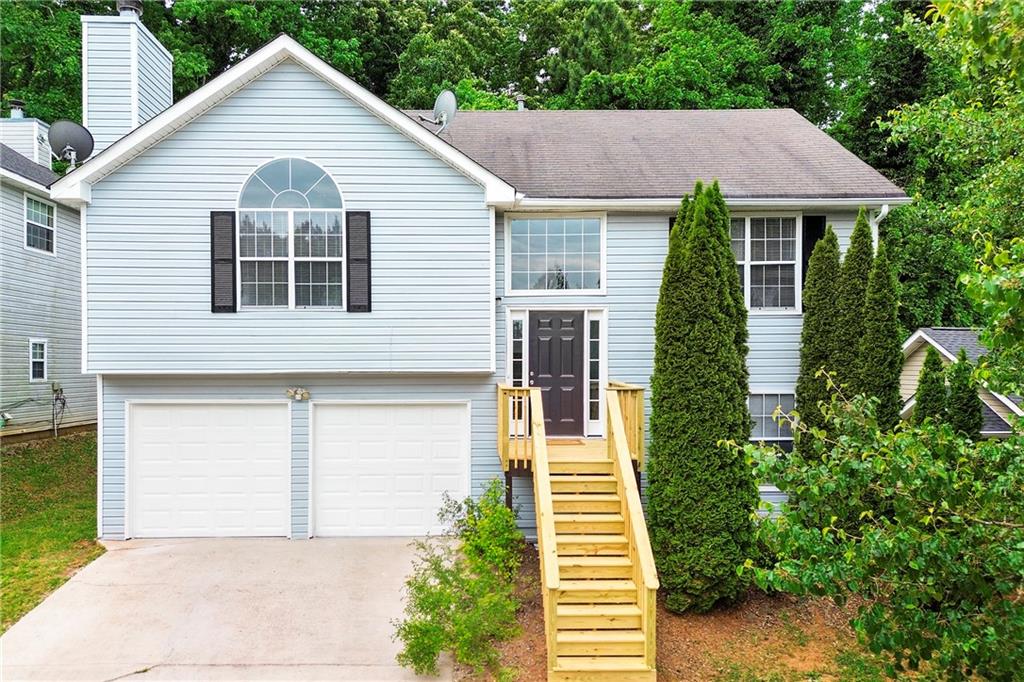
[393, 478, 524, 677]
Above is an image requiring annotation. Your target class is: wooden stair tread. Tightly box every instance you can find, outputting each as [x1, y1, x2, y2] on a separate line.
[559, 579, 636, 591]
[552, 493, 619, 502]
[558, 555, 631, 566]
[557, 604, 641, 616]
[557, 630, 645, 643]
[553, 513, 623, 522]
[555, 656, 651, 671]
[556, 534, 628, 544]
[551, 474, 616, 481]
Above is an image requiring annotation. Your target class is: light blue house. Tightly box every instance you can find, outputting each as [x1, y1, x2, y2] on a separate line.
[49, 6, 908, 540]
[0, 108, 96, 440]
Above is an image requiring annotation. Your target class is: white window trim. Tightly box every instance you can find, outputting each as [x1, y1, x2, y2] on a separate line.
[732, 212, 802, 316]
[748, 389, 795, 444]
[24, 193, 57, 257]
[505, 305, 608, 437]
[234, 157, 346, 311]
[29, 338, 48, 383]
[504, 212, 608, 297]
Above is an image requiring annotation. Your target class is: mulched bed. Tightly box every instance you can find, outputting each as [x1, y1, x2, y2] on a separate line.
[463, 546, 873, 681]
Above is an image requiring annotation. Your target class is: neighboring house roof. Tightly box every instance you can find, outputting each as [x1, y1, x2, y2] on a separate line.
[406, 109, 909, 202]
[902, 327, 1023, 421]
[0, 143, 57, 188]
[51, 35, 516, 206]
[900, 396, 1014, 436]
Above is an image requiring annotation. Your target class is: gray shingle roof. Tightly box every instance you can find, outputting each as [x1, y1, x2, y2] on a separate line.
[921, 327, 987, 363]
[0, 144, 56, 187]
[406, 109, 907, 200]
[982, 403, 1013, 435]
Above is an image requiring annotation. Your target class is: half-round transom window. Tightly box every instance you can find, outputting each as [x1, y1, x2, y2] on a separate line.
[239, 158, 342, 209]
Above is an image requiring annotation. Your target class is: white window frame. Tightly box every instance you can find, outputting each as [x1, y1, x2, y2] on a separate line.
[748, 390, 795, 447]
[732, 213, 803, 315]
[505, 306, 608, 437]
[504, 212, 608, 296]
[24, 193, 57, 256]
[235, 209, 346, 311]
[29, 338, 48, 382]
[234, 157, 346, 311]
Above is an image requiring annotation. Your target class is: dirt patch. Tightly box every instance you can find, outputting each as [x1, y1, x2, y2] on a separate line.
[467, 546, 876, 681]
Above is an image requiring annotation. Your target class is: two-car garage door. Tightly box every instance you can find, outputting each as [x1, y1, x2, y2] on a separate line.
[128, 401, 470, 538]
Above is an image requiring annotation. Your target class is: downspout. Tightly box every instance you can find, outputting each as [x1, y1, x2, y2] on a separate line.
[869, 204, 891, 248]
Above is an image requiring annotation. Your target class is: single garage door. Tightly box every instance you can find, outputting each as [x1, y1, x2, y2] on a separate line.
[129, 402, 291, 538]
[312, 402, 470, 536]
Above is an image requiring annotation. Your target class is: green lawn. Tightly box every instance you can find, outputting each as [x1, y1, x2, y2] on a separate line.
[1, 433, 104, 632]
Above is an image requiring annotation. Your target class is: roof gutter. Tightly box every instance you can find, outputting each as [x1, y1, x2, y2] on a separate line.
[510, 196, 912, 212]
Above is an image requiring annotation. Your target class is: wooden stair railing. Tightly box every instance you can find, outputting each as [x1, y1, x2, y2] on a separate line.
[498, 385, 561, 677]
[606, 386, 658, 674]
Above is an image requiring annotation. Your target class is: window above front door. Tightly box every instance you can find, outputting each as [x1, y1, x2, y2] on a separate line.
[506, 214, 606, 295]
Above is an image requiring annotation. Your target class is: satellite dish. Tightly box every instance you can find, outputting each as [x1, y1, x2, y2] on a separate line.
[48, 120, 94, 169]
[418, 90, 457, 135]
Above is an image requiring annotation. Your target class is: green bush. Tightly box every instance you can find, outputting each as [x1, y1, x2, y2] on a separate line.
[648, 184, 755, 613]
[836, 208, 874, 392]
[746, 393, 1024, 680]
[393, 478, 524, 676]
[795, 227, 841, 449]
[946, 348, 984, 440]
[913, 345, 947, 425]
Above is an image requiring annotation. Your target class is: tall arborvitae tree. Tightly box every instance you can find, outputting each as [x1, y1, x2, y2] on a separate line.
[914, 345, 947, 424]
[705, 181, 749, 395]
[946, 348, 984, 439]
[836, 208, 874, 392]
[794, 227, 841, 448]
[858, 241, 903, 430]
[648, 186, 755, 614]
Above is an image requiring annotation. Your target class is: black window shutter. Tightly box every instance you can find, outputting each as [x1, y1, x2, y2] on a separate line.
[346, 211, 371, 312]
[210, 211, 236, 313]
[802, 215, 827, 287]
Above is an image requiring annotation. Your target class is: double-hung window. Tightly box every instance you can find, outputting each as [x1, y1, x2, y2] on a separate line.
[237, 158, 344, 309]
[732, 216, 799, 311]
[508, 216, 604, 293]
[749, 393, 795, 452]
[29, 339, 47, 382]
[25, 195, 55, 254]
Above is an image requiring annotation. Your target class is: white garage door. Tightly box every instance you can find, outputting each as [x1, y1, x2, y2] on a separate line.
[312, 402, 470, 536]
[129, 402, 290, 538]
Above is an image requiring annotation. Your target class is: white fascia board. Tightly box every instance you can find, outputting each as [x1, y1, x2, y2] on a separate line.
[51, 35, 515, 206]
[0, 168, 50, 194]
[510, 196, 912, 212]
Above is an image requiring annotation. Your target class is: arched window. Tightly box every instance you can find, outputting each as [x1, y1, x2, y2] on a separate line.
[237, 159, 344, 309]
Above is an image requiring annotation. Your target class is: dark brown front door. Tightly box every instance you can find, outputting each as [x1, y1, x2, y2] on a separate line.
[529, 311, 584, 436]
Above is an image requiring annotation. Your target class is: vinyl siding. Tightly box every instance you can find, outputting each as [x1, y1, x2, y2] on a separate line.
[85, 59, 492, 373]
[0, 182, 96, 435]
[82, 19, 133, 153]
[0, 119, 49, 165]
[136, 25, 173, 124]
[99, 374, 504, 539]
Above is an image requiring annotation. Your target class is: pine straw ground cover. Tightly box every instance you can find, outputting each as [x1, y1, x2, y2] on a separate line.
[1, 433, 104, 632]
[456, 546, 888, 681]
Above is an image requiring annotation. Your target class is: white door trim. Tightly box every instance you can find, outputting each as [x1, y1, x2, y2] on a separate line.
[124, 399, 293, 539]
[308, 400, 472, 537]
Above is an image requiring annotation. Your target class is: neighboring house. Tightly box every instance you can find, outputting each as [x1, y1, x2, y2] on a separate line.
[901, 327, 1022, 437]
[0, 106, 96, 439]
[48, 5, 909, 542]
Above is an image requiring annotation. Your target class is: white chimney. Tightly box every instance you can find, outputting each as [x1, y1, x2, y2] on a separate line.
[81, 0, 173, 154]
[0, 99, 52, 165]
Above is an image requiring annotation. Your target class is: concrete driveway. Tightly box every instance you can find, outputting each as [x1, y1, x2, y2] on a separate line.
[1, 538, 451, 681]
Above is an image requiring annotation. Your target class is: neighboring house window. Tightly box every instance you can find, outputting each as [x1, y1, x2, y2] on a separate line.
[25, 195, 55, 254]
[750, 393, 794, 452]
[508, 216, 604, 293]
[29, 339, 47, 381]
[237, 158, 344, 309]
[732, 216, 800, 312]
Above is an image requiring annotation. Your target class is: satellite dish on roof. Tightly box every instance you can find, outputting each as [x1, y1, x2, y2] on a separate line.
[48, 120, 94, 169]
[418, 90, 457, 135]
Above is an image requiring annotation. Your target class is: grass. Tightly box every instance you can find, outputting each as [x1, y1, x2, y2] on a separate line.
[1, 433, 104, 632]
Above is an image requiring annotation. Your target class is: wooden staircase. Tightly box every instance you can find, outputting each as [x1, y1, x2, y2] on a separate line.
[498, 384, 657, 681]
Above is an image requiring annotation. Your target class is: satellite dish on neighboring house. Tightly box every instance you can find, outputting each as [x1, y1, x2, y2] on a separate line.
[418, 90, 457, 135]
[48, 120, 94, 170]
